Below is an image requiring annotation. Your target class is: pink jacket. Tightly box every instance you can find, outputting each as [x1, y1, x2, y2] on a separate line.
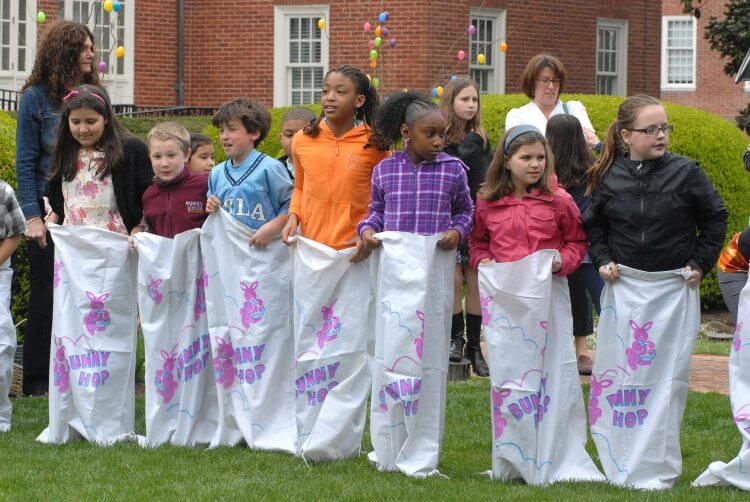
[469, 187, 588, 275]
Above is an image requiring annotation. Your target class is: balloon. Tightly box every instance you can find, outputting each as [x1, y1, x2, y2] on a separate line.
[403, 88, 409, 93]
[431, 87, 438, 98]
[382, 27, 389, 37]
[367, 74, 372, 82]
[468, 25, 476, 36]
[368, 40, 375, 50]
[363, 22, 371, 32]
[103, 0, 113, 13]
[370, 50, 378, 60]
[113, 1, 121, 12]
[477, 53, 486, 64]
[116, 46, 125, 58]
[436, 86, 444, 97]
[374, 37, 382, 47]
[372, 78, 380, 89]
[457, 50, 466, 62]
[389, 38, 397, 48]
[369, 60, 377, 69]
[451, 75, 458, 81]
[374, 25, 382, 37]
[317, 19, 326, 30]
[500, 42, 508, 52]
[98, 61, 107, 73]
[36, 11, 46, 23]
[378, 12, 389, 23]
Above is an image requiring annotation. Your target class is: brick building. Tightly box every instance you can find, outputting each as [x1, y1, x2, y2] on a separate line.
[661, 0, 750, 121]
[4, 1, 661, 108]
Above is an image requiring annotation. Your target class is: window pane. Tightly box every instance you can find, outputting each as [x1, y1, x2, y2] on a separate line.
[290, 41, 299, 63]
[290, 18, 299, 39]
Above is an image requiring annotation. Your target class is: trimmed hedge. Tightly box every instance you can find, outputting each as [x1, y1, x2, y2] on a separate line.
[2, 94, 749, 334]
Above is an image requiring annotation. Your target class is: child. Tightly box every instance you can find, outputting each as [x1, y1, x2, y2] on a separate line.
[440, 77, 491, 376]
[0, 182, 26, 432]
[138, 123, 209, 239]
[187, 133, 215, 174]
[205, 98, 292, 247]
[278, 107, 317, 181]
[717, 228, 750, 323]
[45, 84, 152, 233]
[546, 114, 604, 375]
[280, 65, 389, 260]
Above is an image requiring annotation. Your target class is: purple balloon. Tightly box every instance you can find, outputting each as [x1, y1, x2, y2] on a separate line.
[468, 25, 476, 36]
[98, 61, 107, 72]
[382, 27, 389, 37]
[389, 38, 397, 48]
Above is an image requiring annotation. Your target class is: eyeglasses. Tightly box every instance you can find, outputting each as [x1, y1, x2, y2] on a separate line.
[537, 77, 561, 87]
[629, 124, 674, 135]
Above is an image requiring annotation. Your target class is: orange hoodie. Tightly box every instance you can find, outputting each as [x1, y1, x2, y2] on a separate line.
[290, 121, 388, 250]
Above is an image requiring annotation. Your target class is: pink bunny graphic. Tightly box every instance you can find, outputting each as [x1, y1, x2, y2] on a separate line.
[53, 261, 63, 289]
[52, 337, 69, 394]
[147, 275, 164, 305]
[84, 291, 111, 337]
[213, 336, 236, 390]
[588, 374, 613, 426]
[491, 387, 512, 439]
[626, 320, 656, 371]
[194, 266, 208, 321]
[414, 310, 425, 360]
[155, 349, 178, 404]
[480, 294, 493, 326]
[316, 299, 341, 349]
[733, 322, 744, 352]
[240, 280, 266, 328]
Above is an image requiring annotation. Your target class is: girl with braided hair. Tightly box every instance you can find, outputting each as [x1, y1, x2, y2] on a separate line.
[281, 65, 388, 261]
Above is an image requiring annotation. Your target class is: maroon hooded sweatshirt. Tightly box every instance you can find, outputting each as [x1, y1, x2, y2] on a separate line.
[142, 167, 209, 238]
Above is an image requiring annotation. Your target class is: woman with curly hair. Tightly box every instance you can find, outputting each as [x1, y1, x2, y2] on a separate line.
[14, 21, 101, 396]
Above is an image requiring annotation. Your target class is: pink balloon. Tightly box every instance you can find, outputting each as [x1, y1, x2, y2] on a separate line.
[468, 25, 476, 36]
[98, 61, 107, 72]
[363, 22, 371, 32]
[457, 50, 466, 62]
[368, 40, 375, 50]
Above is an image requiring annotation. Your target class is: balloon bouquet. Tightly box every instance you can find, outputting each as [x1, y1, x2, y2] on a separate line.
[362, 11, 398, 91]
[36, 0, 127, 74]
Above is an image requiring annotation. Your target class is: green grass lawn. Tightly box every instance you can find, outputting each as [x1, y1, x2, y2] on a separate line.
[0, 380, 746, 500]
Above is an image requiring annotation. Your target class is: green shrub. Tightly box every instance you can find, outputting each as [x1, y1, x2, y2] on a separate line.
[118, 115, 214, 141]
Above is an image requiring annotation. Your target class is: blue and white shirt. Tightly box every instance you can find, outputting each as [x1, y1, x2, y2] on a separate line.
[207, 150, 293, 230]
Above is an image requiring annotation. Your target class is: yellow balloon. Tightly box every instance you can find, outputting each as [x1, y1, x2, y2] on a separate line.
[437, 86, 444, 97]
[477, 54, 486, 65]
[116, 46, 125, 58]
[103, 0, 113, 13]
[317, 18, 326, 30]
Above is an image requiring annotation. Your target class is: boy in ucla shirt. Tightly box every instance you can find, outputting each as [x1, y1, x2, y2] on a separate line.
[206, 98, 292, 246]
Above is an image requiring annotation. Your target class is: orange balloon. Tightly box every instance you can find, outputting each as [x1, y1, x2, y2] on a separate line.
[500, 42, 508, 52]
[374, 25, 382, 37]
[369, 60, 377, 69]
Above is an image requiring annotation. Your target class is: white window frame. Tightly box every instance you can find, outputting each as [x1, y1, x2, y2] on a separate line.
[0, 0, 38, 89]
[661, 15, 697, 91]
[595, 18, 628, 96]
[273, 5, 329, 108]
[65, 0, 135, 104]
[468, 7, 505, 94]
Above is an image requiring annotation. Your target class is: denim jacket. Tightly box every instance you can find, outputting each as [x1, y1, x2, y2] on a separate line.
[14, 84, 61, 218]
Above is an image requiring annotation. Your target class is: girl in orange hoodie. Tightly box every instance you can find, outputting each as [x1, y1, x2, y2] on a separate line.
[281, 65, 389, 260]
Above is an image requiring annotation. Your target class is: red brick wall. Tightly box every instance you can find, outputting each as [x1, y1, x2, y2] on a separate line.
[661, 0, 750, 121]
[134, 0, 179, 105]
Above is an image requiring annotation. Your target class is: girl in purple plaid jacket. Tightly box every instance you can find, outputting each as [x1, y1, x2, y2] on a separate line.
[357, 90, 474, 253]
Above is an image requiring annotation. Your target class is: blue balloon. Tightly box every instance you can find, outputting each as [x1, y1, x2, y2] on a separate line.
[113, 0, 121, 12]
[451, 75, 458, 81]
[378, 12, 388, 23]
[431, 87, 438, 97]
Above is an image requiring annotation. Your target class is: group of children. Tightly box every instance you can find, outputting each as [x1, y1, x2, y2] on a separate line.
[0, 63, 733, 485]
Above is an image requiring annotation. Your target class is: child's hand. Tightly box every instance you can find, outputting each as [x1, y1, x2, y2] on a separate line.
[479, 258, 494, 265]
[281, 213, 299, 245]
[599, 261, 619, 282]
[206, 196, 222, 213]
[44, 211, 59, 225]
[361, 228, 380, 251]
[683, 265, 702, 288]
[437, 229, 461, 250]
[349, 239, 371, 263]
[582, 128, 601, 149]
[128, 236, 137, 254]
[552, 257, 562, 273]
[250, 224, 274, 248]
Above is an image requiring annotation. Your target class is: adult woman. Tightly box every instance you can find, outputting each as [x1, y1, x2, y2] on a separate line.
[505, 54, 600, 149]
[14, 21, 101, 396]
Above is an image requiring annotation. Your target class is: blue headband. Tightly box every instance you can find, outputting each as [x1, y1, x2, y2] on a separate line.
[504, 124, 543, 152]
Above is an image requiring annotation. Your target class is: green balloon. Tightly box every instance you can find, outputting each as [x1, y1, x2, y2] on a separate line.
[37, 11, 46, 23]
[370, 49, 378, 59]
[372, 78, 381, 89]
[374, 37, 382, 47]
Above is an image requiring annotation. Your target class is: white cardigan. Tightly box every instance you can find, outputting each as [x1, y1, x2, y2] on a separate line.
[504, 100, 594, 134]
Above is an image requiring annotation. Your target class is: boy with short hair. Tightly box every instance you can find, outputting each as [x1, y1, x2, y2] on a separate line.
[206, 98, 292, 247]
[135, 122, 209, 239]
[0, 181, 26, 431]
[278, 107, 316, 181]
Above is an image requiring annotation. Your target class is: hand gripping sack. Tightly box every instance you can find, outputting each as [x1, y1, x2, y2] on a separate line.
[478, 250, 604, 484]
[367, 232, 455, 477]
[590, 265, 699, 489]
[135, 230, 218, 447]
[37, 224, 137, 445]
[693, 274, 750, 490]
[291, 235, 374, 461]
[201, 210, 296, 453]
[0, 266, 14, 431]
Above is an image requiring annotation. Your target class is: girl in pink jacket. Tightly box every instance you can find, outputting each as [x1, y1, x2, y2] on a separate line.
[469, 125, 587, 274]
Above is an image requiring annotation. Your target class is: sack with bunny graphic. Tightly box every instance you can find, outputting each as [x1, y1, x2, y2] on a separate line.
[201, 210, 296, 453]
[478, 250, 604, 485]
[368, 232, 455, 477]
[590, 265, 700, 489]
[135, 230, 218, 447]
[37, 224, 138, 445]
